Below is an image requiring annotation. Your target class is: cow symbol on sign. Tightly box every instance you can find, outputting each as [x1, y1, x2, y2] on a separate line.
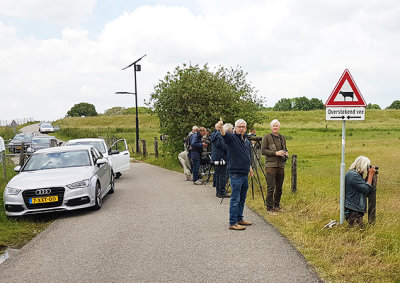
[339, 91, 354, 101]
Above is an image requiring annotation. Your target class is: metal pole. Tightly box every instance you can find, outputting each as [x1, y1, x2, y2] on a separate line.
[134, 64, 139, 153]
[339, 120, 346, 224]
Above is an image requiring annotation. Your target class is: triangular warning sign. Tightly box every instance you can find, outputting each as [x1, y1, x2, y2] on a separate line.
[325, 69, 366, 107]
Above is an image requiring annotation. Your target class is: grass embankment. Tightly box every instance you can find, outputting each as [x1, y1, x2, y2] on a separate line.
[1, 111, 399, 282]
[0, 125, 56, 254]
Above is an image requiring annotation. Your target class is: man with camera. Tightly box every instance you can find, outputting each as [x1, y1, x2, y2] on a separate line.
[218, 118, 254, 231]
[261, 119, 289, 214]
[211, 122, 229, 198]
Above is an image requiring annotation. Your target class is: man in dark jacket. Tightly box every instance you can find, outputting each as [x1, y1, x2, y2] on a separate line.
[190, 127, 206, 185]
[211, 122, 228, 198]
[218, 118, 254, 230]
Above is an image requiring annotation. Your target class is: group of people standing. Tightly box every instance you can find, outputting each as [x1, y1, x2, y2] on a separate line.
[178, 118, 290, 230]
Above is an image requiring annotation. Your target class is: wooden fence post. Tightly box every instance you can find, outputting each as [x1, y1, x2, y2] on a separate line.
[19, 142, 25, 166]
[136, 140, 141, 154]
[368, 174, 377, 224]
[142, 140, 147, 156]
[154, 137, 158, 158]
[2, 151, 6, 182]
[291, 154, 297, 193]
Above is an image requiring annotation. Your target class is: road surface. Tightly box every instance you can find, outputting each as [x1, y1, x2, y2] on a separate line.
[0, 162, 321, 282]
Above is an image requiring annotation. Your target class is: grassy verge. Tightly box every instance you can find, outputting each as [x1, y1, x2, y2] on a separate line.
[0, 155, 55, 255]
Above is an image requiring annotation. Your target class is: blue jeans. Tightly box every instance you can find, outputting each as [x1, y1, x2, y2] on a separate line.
[229, 173, 249, 226]
[191, 158, 200, 182]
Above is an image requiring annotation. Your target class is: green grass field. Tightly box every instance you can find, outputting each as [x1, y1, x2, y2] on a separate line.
[1, 110, 399, 282]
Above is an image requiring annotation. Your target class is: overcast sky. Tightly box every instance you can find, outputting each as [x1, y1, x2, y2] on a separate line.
[0, 0, 399, 123]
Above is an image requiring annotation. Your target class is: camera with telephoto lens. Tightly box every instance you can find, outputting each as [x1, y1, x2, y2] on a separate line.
[369, 165, 379, 174]
[247, 136, 262, 142]
[210, 159, 226, 166]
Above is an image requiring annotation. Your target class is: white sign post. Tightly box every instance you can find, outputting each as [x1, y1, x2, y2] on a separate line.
[325, 69, 366, 224]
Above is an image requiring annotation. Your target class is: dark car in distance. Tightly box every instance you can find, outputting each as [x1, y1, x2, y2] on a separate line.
[8, 133, 35, 153]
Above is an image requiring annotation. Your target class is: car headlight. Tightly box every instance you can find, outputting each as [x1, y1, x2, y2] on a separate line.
[67, 180, 90, 189]
[5, 186, 21, 195]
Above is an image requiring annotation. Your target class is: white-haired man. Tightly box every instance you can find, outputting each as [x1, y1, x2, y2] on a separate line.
[218, 118, 254, 230]
[261, 119, 289, 214]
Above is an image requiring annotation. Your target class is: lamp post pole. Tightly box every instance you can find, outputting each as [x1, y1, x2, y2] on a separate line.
[120, 54, 146, 153]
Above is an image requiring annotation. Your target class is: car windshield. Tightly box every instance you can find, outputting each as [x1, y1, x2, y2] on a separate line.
[41, 124, 53, 128]
[14, 134, 33, 142]
[32, 138, 52, 144]
[67, 141, 106, 153]
[23, 150, 91, 171]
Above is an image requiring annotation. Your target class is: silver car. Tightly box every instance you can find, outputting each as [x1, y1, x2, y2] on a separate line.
[3, 145, 114, 216]
[27, 135, 60, 153]
[39, 123, 54, 134]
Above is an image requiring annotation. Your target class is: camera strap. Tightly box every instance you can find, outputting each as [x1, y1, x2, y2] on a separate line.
[271, 133, 285, 151]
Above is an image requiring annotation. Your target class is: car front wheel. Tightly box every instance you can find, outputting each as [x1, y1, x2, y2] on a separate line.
[108, 171, 115, 194]
[93, 182, 102, 210]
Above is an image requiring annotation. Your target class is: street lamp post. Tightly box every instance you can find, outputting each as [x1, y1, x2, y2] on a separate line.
[118, 54, 146, 153]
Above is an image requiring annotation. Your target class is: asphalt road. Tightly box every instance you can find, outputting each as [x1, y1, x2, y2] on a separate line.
[0, 162, 321, 282]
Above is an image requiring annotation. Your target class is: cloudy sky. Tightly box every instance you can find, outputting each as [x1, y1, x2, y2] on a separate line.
[0, 0, 399, 123]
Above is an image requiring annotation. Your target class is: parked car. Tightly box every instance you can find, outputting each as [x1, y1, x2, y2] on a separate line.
[64, 138, 130, 178]
[27, 135, 60, 153]
[8, 132, 35, 153]
[39, 123, 54, 134]
[3, 145, 114, 216]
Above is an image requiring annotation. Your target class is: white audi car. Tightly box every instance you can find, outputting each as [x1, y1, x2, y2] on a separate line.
[3, 145, 114, 216]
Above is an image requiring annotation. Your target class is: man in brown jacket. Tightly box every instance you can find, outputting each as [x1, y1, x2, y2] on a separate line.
[261, 119, 289, 214]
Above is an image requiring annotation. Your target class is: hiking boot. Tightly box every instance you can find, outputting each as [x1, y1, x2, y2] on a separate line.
[238, 220, 252, 226]
[193, 180, 203, 185]
[229, 224, 246, 230]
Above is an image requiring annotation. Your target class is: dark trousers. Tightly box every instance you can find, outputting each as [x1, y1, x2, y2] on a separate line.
[191, 158, 200, 182]
[345, 209, 364, 227]
[265, 167, 285, 210]
[214, 165, 227, 196]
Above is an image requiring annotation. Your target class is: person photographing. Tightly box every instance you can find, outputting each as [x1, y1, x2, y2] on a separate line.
[345, 156, 376, 227]
[218, 118, 254, 230]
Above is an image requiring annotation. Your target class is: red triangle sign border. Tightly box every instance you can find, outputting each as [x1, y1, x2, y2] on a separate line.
[325, 69, 366, 107]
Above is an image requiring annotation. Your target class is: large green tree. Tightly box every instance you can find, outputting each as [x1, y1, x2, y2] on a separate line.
[366, 103, 381, 110]
[273, 97, 324, 111]
[67, 102, 98, 117]
[387, 100, 400, 109]
[273, 98, 292, 111]
[148, 64, 263, 153]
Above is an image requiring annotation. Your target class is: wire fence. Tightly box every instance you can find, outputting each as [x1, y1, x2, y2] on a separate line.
[0, 118, 36, 127]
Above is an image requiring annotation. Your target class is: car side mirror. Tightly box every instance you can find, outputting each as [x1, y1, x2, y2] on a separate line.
[27, 147, 34, 153]
[58, 142, 63, 146]
[96, 158, 107, 166]
[14, 166, 21, 172]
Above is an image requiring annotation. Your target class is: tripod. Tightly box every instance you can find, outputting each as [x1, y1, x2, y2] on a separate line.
[249, 139, 267, 208]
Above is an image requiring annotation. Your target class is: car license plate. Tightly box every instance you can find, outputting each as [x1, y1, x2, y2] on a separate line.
[29, 196, 58, 204]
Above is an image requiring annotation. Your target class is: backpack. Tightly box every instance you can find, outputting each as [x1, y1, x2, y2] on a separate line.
[184, 136, 192, 151]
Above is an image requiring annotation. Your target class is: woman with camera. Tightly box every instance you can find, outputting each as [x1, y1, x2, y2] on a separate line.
[345, 156, 376, 227]
[261, 119, 289, 214]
